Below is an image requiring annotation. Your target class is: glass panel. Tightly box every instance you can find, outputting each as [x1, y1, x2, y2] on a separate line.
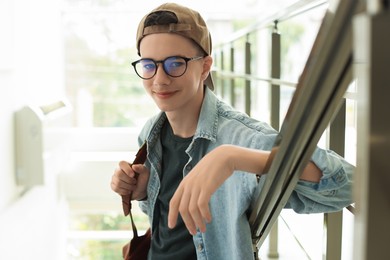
[67, 209, 149, 258]
[62, 1, 157, 127]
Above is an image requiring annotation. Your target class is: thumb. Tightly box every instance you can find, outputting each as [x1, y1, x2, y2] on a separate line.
[131, 164, 147, 175]
[131, 164, 150, 200]
[131, 164, 150, 185]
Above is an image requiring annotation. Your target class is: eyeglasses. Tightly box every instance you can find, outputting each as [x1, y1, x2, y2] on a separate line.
[131, 56, 204, 80]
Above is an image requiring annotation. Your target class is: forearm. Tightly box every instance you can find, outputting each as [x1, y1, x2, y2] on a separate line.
[221, 144, 322, 183]
[220, 144, 269, 175]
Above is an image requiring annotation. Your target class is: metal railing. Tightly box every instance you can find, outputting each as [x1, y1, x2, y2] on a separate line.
[212, 0, 358, 259]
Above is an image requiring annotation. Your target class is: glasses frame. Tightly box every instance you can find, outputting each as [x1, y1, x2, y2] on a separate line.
[131, 55, 204, 80]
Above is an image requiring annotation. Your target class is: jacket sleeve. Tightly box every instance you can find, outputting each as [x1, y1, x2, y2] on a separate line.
[285, 147, 355, 213]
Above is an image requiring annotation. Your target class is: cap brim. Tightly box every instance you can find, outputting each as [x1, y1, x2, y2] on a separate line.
[205, 73, 214, 90]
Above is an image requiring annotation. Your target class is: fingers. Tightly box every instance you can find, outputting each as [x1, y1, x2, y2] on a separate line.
[198, 192, 212, 224]
[168, 186, 182, 230]
[186, 188, 206, 234]
[168, 183, 212, 235]
[130, 164, 149, 200]
[110, 161, 137, 196]
[119, 161, 135, 177]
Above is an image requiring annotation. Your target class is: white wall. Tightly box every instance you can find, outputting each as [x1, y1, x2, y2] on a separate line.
[0, 0, 64, 211]
[0, 1, 66, 258]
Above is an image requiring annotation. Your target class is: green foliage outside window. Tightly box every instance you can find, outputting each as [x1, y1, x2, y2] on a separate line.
[67, 211, 149, 259]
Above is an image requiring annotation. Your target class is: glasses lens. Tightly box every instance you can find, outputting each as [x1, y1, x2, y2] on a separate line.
[135, 59, 156, 79]
[163, 57, 187, 77]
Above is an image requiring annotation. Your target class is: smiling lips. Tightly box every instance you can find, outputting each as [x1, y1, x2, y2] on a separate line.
[154, 90, 177, 99]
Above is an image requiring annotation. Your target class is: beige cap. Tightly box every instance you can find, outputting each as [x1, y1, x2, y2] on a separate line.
[136, 3, 214, 90]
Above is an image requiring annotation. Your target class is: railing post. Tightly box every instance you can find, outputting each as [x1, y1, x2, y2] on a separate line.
[323, 211, 343, 260]
[245, 35, 251, 116]
[230, 46, 236, 107]
[220, 49, 225, 98]
[271, 21, 281, 131]
[324, 99, 346, 260]
[267, 20, 281, 259]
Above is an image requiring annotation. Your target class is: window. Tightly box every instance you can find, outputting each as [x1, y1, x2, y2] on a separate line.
[63, 0, 157, 128]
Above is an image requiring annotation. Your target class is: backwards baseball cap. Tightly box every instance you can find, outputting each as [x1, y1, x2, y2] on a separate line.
[136, 3, 214, 90]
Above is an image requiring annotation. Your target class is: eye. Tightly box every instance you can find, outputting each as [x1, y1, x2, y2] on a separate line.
[140, 60, 156, 71]
[165, 57, 185, 69]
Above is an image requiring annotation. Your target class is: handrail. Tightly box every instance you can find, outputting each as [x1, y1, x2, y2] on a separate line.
[214, 0, 328, 48]
[217, 70, 358, 99]
[217, 70, 297, 87]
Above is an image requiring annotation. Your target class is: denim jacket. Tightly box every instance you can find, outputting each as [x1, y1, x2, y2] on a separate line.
[138, 88, 354, 260]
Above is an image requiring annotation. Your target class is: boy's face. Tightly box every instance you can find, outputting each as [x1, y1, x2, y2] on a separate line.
[139, 33, 211, 114]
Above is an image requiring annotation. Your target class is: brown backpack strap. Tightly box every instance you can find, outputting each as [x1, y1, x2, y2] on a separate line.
[129, 203, 138, 238]
[121, 142, 148, 216]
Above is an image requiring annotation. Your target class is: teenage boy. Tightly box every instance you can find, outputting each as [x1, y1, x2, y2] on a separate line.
[111, 3, 354, 259]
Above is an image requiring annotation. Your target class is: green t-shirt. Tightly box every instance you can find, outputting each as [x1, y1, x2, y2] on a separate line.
[148, 120, 197, 260]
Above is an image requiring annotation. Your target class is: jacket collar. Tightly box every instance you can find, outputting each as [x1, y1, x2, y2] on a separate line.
[194, 87, 218, 142]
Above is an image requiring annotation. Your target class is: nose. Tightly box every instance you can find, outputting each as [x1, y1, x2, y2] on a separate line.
[153, 63, 171, 84]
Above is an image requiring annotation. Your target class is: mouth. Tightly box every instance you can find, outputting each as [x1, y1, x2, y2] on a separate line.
[153, 90, 178, 99]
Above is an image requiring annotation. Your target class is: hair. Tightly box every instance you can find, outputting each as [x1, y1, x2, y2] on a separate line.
[144, 11, 207, 56]
[144, 11, 178, 26]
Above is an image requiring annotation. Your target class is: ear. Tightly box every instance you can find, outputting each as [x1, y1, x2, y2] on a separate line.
[201, 56, 213, 81]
